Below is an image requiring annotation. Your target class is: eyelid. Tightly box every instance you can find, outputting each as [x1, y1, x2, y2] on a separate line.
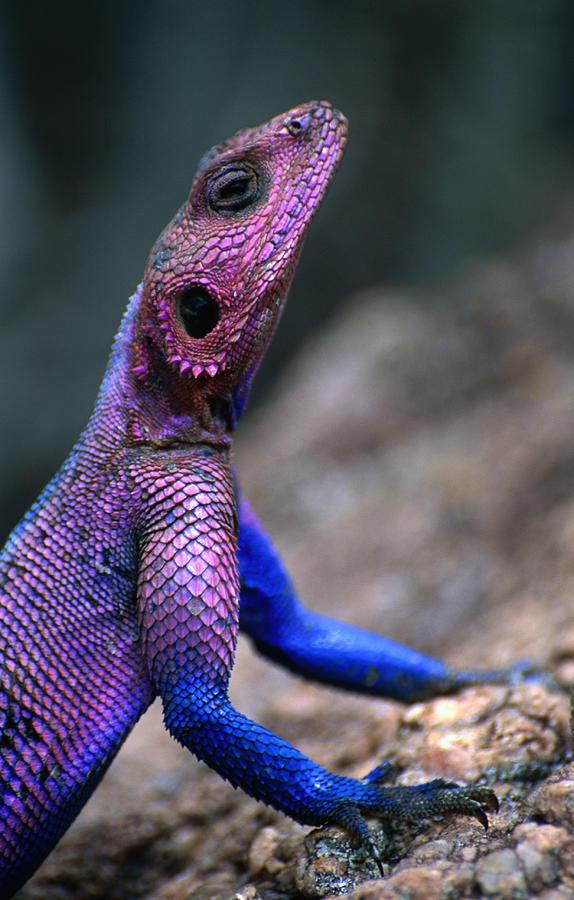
[207, 163, 261, 213]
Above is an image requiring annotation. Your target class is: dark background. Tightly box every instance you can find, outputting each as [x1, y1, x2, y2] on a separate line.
[1, 0, 574, 541]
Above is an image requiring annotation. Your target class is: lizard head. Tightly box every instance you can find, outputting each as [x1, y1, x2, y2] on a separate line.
[131, 101, 347, 438]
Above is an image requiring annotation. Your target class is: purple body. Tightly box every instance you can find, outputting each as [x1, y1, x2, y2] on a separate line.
[0, 103, 504, 896]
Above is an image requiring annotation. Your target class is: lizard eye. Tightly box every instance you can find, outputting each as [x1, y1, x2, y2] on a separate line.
[177, 287, 220, 339]
[208, 165, 259, 212]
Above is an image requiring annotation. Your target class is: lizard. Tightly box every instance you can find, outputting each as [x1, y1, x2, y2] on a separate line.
[0, 100, 531, 896]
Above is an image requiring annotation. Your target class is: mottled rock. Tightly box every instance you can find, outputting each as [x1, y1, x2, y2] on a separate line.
[294, 828, 384, 897]
[325, 881, 396, 900]
[515, 825, 565, 891]
[533, 776, 574, 828]
[409, 839, 452, 863]
[377, 867, 444, 900]
[247, 826, 283, 876]
[475, 849, 527, 898]
[381, 681, 571, 791]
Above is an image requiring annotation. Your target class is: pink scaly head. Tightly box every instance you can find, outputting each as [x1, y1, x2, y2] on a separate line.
[120, 101, 348, 446]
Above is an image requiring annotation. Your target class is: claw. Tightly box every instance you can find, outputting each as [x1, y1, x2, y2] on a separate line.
[444, 784, 498, 831]
[471, 804, 489, 830]
[367, 836, 386, 878]
[484, 790, 499, 813]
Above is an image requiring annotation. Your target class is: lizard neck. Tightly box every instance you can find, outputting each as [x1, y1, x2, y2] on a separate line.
[90, 286, 234, 452]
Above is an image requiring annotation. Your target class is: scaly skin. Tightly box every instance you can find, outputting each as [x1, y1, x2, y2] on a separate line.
[1, 102, 520, 896]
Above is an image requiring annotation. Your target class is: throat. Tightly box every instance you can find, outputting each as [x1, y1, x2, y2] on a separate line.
[127, 389, 234, 450]
[97, 290, 235, 450]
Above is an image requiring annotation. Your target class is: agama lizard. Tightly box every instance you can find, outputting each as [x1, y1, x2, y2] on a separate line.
[0, 102, 527, 895]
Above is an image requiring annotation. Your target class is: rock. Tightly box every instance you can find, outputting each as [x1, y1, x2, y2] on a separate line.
[475, 849, 528, 898]
[390, 682, 571, 784]
[533, 777, 574, 829]
[514, 823, 569, 891]
[247, 826, 283, 876]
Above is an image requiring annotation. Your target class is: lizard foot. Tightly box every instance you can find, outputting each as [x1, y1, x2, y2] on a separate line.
[320, 775, 498, 872]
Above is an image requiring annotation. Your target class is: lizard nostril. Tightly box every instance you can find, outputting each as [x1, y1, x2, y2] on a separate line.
[177, 287, 220, 339]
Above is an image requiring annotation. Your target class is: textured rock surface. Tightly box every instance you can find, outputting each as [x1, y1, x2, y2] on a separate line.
[18, 218, 574, 898]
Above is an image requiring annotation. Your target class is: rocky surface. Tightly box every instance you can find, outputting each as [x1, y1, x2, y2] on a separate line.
[17, 218, 574, 899]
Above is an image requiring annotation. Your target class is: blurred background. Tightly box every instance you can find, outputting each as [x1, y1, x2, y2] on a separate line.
[1, 0, 574, 540]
